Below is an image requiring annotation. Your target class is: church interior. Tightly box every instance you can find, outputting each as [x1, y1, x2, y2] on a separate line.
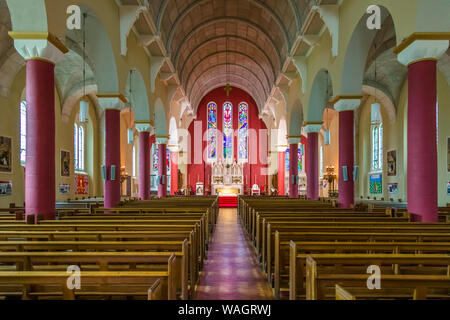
[0, 0, 449, 304]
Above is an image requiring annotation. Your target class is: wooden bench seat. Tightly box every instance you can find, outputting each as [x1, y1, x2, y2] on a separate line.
[289, 254, 450, 300]
[304, 256, 450, 300]
[335, 284, 450, 300]
[0, 269, 175, 300]
[0, 251, 186, 299]
[271, 240, 450, 299]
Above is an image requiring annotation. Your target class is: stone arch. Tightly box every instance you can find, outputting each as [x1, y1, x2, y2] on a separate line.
[307, 69, 333, 122]
[288, 99, 304, 138]
[340, 6, 395, 96]
[154, 98, 167, 137]
[125, 69, 150, 122]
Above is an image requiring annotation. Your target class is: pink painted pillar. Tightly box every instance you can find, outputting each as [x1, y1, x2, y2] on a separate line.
[25, 59, 56, 222]
[306, 131, 319, 200]
[338, 110, 355, 208]
[277, 150, 286, 196]
[396, 40, 449, 222]
[158, 143, 167, 198]
[407, 60, 438, 222]
[170, 151, 178, 195]
[104, 109, 121, 208]
[288, 143, 299, 198]
[138, 131, 150, 200]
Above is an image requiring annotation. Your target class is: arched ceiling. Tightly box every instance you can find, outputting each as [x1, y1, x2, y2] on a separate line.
[153, 0, 300, 112]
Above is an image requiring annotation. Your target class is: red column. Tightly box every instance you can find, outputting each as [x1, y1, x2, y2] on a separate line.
[104, 109, 121, 208]
[338, 110, 355, 208]
[277, 150, 286, 196]
[407, 60, 438, 222]
[158, 143, 167, 198]
[288, 143, 299, 198]
[25, 59, 56, 222]
[170, 151, 178, 195]
[138, 131, 150, 200]
[306, 131, 319, 200]
[396, 39, 449, 221]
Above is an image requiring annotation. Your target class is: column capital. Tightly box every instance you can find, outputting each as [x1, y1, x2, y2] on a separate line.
[156, 136, 168, 144]
[332, 96, 362, 112]
[394, 32, 450, 66]
[135, 122, 152, 133]
[304, 122, 323, 134]
[97, 94, 127, 110]
[8, 31, 68, 64]
[287, 135, 301, 145]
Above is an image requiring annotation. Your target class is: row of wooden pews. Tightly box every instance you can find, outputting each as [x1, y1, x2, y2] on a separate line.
[238, 196, 450, 300]
[0, 196, 218, 300]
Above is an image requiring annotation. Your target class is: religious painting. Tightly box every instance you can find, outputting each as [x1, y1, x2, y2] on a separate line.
[0, 181, 12, 196]
[387, 183, 398, 194]
[75, 174, 89, 195]
[387, 149, 396, 177]
[59, 184, 70, 194]
[60, 150, 70, 177]
[0, 136, 12, 173]
[447, 137, 450, 172]
[369, 174, 382, 194]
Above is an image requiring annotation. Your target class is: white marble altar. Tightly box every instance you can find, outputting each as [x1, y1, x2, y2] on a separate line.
[211, 161, 244, 195]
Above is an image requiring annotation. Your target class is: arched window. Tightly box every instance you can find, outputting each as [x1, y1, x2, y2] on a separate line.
[207, 102, 217, 161]
[238, 102, 248, 161]
[371, 103, 383, 172]
[223, 102, 233, 160]
[19, 101, 27, 165]
[74, 123, 85, 171]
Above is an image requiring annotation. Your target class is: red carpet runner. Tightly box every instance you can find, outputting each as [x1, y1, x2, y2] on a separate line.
[219, 196, 238, 208]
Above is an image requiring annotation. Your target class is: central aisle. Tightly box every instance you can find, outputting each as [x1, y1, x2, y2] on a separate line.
[194, 208, 274, 300]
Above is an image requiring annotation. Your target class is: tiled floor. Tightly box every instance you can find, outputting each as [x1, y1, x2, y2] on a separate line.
[194, 208, 274, 300]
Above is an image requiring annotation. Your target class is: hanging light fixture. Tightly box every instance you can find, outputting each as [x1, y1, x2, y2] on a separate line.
[371, 42, 381, 123]
[324, 71, 331, 145]
[127, 70, 134, 145]
[79, 12, 89, 123]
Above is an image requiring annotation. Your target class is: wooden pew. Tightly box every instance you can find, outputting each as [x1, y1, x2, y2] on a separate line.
[305, 256, 450, 300]
[0, 269, 176, 300]
[275, 240, 450, 299]
[0, 251, 187, 299]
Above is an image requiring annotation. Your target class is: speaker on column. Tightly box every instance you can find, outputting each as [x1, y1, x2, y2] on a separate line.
[101, 165, 107, 180]
[342, 166, 348, 182]
[110, 165, 116, 181]
[353, 166, 359, 182]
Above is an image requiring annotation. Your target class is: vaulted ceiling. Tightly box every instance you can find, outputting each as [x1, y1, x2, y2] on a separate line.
[144, 0, 312, 111]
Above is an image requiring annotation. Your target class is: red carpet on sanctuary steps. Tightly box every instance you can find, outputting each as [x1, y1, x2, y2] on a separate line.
[219, 196, 238, 208]
[194, 208, 274, 300]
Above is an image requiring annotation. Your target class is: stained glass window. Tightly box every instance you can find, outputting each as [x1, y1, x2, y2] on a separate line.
[152, 144, 171, 174]
[371, 103, 383, 172]
[20, 101, 26, 165]
[238, 102, 248, 160]
[74, 123, 85, 171]
[223, 102, 233, 160]
[207, 102, 217, 160]
[285, 144, 304, 173]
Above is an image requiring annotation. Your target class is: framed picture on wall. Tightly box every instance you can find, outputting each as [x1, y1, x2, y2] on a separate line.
[0, 136, 12, 173]
[0, 181, 12, 196]
[369, 174, 382, 194]
[59, 184, 70, 194]
[387, 149, 396, 177]
[387, 183, 398, 194]
[61, 150, 70, 177]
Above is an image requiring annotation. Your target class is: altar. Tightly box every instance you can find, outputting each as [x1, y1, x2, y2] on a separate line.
[211, 161, 244, 195]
